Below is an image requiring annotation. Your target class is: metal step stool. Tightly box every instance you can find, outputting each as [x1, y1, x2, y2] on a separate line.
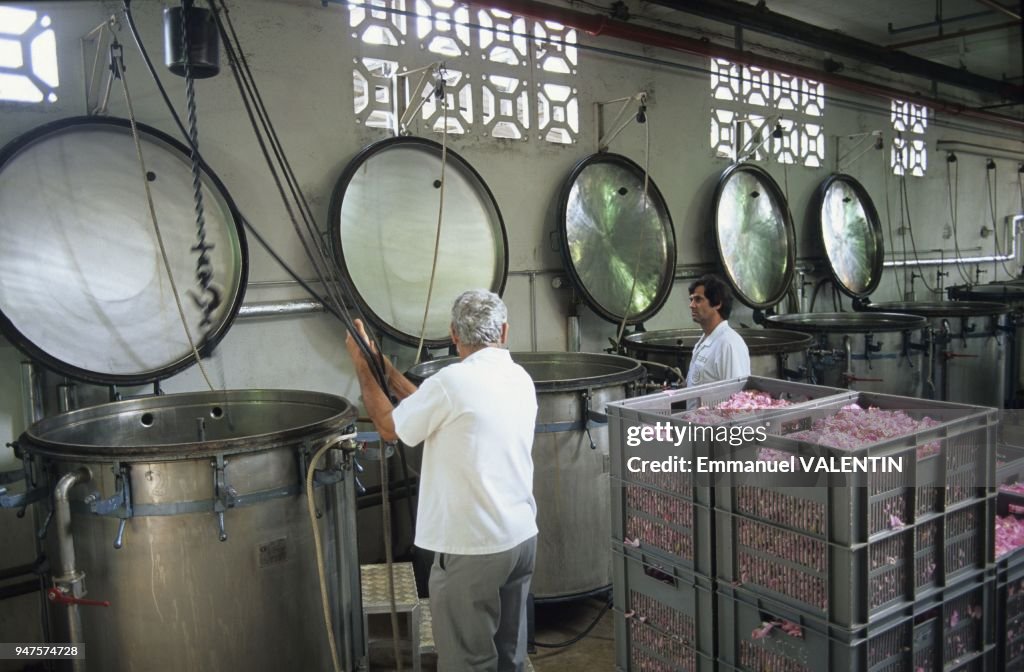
[361, 562, 422, 672]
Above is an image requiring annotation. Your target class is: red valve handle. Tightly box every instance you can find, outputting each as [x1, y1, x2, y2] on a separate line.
[47, 587, 110, 608]
[943, 352, 978, 360]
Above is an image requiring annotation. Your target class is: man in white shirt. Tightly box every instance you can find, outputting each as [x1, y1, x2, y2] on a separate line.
[344, 289, 538, 672]
[685, 274, 751, 387]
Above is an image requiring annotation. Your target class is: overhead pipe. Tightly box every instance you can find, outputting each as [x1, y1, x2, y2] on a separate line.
[468, 0, 1024, 130]
[973, 0, 1022, 21]
[643, 0, 1022, 101]
[887, 20, 1019, 49]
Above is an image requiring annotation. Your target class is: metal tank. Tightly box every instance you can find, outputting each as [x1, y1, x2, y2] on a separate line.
[860, 301, 1009, 408]
[949, 283, 1024, 406]
[621, 328, 812, 381]
[16, 390, 363, 672]
[765, 313, 929, 397]
[407, 352, 644, 600]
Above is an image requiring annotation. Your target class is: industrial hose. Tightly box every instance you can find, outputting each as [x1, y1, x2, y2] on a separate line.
[306, 431, 357, 672]
[530, 596, 612, 649]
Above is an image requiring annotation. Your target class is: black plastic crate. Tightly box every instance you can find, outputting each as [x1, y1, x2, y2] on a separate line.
[715, 496, 995, 628]
[717, 572, 996, 672]
[613, 548, 715, 672]
[612, 482, 715, 576]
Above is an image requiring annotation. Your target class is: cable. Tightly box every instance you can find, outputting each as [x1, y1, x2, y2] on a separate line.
[113, 38, 217, 392]
[881, 148, 902, 298]
[306, 432, 356, 672]
[900, 173, 937, 294]
[946, 156, 974, 285]
[125, 0, 385, 381]
[531, 596, 611, 649]
[414, 73, 449, 365]
[988, 163, 1016, 279]
[613, 96, 651, 346]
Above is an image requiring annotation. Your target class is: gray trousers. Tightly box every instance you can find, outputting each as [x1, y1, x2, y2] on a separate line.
[428, 536, 537, 672]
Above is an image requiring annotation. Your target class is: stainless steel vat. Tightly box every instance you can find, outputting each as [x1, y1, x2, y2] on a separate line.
[17, 390, 362, 672]
[765, 312, 929, 397]
[949, 283, 1024, 406]
[621, 328, 813, 381]
[407, 352, 644, 600]
[860, 301, 1009, 408]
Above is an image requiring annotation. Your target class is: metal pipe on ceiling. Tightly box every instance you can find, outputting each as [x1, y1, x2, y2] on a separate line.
[468, 0, 1024, 130]
[643, 0, 1022, 101]
[887, 20, 1018, 49]
[973, 0, 1022, 21]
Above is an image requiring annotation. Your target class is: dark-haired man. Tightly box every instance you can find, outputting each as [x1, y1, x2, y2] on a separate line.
[686, 274, 750, 386]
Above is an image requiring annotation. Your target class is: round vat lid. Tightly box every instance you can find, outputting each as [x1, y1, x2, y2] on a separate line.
[622, 328, 812, 356]
[0, 117, 248, 385]
[712, 163, 795, 309]
[948, 283, 1024, 303]
[557, 153, 676, 325]
[766, 312, 928, 333]
[406, 351, 645, 392]
[20, 389, 357, 461]
[329, 137, 508, 348]
[860, 301, 1009, 318]
[816, 174, 883, 299]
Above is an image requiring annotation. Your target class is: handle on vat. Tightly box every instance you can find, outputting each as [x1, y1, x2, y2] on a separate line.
[47, 587, 110, 608]
[943, 352, 979, 361]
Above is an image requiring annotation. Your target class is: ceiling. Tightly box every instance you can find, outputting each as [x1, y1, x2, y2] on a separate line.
[637, 0, 1022, 119]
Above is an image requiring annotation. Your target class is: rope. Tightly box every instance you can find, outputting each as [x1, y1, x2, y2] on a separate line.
[614, 103, 651, 345]
[946, 158, 973, 285]
[179, 2, 219, 329]
[113, 40, 216, 391]
[881, 148, 902, 298]
[306, 433, 356, 672]
[415, 74, 449, 365]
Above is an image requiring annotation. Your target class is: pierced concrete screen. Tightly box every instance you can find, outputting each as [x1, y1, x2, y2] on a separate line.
[891, 100, 929, 178]
[710, 58, 824, 167]
[0, 6, 59, 104]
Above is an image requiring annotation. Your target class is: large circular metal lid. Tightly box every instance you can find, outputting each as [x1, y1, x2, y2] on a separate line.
[860, 301, 1009, 318]
[0, 117, 247, 385]
[815, 174, 883, 299]
[766, 312, 928, 333]
[406, 351, 645, 392]
[712, 163, 795, 309]
[329, 137, 508, 348]
[948, 283, 1024, 303]
[557, 153, 676, 325]
[622, 328, 812, 356]
[19, 389, 357, 462]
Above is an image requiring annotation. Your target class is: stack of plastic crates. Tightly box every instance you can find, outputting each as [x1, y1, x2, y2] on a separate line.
[606, 376, 854, 672]
[713, 391, 999, 671]
[996, 441, 1024, 670]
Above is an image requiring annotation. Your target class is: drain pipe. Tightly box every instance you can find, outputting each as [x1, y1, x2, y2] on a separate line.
[52, 467, 92, 671]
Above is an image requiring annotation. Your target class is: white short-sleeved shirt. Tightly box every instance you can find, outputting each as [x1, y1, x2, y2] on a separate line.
[685, 320, 751, 387]
[392, 347, 539, 555]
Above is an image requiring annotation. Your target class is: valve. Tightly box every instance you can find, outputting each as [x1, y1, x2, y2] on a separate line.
[47, 587, 110, 608]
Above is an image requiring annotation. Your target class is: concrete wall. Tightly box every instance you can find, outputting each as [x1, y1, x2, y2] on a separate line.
[0, 0, 1021, 652]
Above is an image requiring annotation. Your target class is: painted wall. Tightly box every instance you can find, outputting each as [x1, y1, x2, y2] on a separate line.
[0, 0, 1021, 650]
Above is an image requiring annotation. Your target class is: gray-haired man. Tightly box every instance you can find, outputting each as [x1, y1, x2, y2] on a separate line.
[345, 289, 539, 671]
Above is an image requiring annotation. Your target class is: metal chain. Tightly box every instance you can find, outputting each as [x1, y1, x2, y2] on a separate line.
[180, 1, 220, 329]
